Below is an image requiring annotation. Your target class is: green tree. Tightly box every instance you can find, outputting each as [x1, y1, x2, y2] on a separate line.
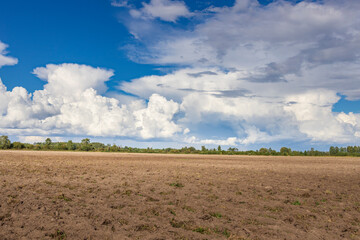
[110, 144, 119, 152]
[67, 140, 76, 151]
[329, 146, 337, 155]
[81, 138, 91, 151]
[44, 138, 52, 149]
[0, 135, 11, 149]
[12, 142, 25, 149]
[228, 147, 238, 152]
[280, 147, 291, 156]
[259, 148, 269, 155]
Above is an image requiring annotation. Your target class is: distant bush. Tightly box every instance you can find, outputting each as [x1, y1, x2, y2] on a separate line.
[12, 142, 25, 149]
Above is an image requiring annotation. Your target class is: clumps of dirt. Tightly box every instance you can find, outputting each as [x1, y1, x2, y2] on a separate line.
[0, 151, 360, 239]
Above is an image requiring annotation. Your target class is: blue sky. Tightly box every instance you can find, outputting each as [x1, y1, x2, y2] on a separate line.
[1, 0, 360, 150]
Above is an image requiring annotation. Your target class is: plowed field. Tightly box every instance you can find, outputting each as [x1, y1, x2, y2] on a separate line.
[1, 151, 360, 239]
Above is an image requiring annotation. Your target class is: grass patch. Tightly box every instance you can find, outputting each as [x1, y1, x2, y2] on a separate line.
[50, 230, 66, 239]
[210, 212, 222, 218]
[264, 206, 283, 212]
[213, 228, 231, 238]
[57, 194, 72, 202]
[168, 208, 176, 216]
[170, 219, 189, 229]
[193, 227, 210, 234]
[292, 200, 301, 206]
[169, 182, 184, 188]
[183, 206, 195, 212]
[123, 190, 132, 196]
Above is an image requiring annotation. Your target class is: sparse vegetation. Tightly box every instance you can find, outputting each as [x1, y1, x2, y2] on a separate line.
[50, 230, 67, 239]
[168, 208, 176, 216]
[182, 205, 195, 212]
[169, 182, 184, 188]
[210, 212, 222, 218]
[193, 227, 210, 234]
[57, 194, 72, 202]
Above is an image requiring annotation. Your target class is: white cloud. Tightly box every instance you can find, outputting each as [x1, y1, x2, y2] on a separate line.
[109, 0, 360, 146]
[0, 63, 183, 140]
[186, 136, 239, 146]
[119, 67, 360, 144]
[111, 0, 129, 7]
[133, 94, 181, 139]
[33, 63, 114, 96]
[130, 0, 191, 22]
[121, 0, 360, 99]
[18, 136, 64, 144]
[283, 90, 350, 143]
[0, 41, 18, 68]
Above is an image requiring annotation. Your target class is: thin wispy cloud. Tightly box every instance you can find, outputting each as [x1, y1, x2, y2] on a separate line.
[0, 42, 18, 68]
[130, 0, 192, 22]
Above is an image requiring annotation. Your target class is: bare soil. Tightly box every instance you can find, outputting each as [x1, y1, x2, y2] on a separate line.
[0, 151, 360, 239]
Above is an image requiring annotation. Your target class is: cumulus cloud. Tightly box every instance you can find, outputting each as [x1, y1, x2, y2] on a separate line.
[33, 63, 114, 96]
[0, 41, 18, 68]
[119, 67, 360, 145]
[0, 63, 183, 140]
[129, 0, 191, 22]
[107, 0, 360, 146]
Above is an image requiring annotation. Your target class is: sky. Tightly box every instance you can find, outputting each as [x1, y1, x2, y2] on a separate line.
[1, 0, 360, 150]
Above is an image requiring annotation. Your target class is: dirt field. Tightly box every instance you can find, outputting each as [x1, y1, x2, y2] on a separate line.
[0, 151, 360, 239]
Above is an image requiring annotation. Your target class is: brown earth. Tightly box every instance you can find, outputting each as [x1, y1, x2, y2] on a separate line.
[0, 151, 360, 240]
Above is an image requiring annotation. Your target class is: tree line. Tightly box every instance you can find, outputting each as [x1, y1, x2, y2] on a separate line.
[0, 135, 359, 156]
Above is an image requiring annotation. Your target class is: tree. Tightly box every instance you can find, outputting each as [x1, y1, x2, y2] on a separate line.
[81, 138, 91, 151]
[259, 148, 269, 155]
[228, 147, 238, 152]
[280, 147, 291, 156]
[0, 135, 11, 149]
[12, 142, 24, 149]
[110, 144, 119, 152]
[67, 140, 76, 151]
[54, 142, 67, 150]
[45, 138, 52, 149]
[217, 145, 222, 152]
[329, 146, 337, 155]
